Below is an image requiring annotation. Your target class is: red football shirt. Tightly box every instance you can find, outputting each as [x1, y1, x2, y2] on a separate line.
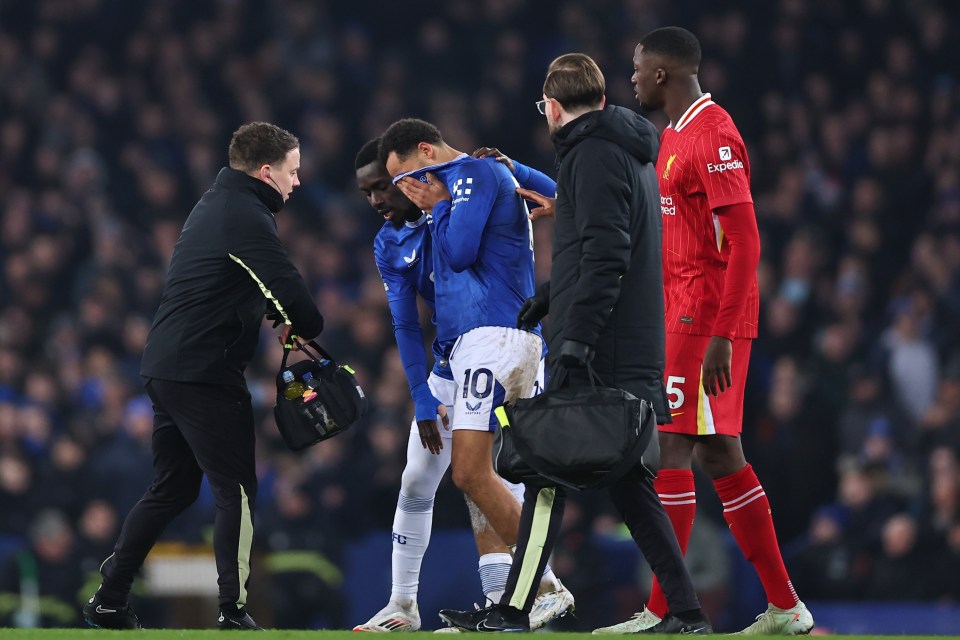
[658, 93, 759, 339]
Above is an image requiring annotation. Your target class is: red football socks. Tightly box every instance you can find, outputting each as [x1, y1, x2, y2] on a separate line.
[714, 464, 798, 609]
[646, 469, 697, 618]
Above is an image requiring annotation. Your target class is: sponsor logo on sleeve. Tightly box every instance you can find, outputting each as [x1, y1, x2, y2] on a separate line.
[706, 145, 743, 173]
[451, 177, 473, 209]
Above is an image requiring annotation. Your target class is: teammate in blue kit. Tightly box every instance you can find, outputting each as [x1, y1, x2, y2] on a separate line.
[352, 139, 572, 631]
[378, 118, 575, 626]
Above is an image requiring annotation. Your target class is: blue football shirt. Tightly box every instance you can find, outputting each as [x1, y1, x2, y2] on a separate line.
[395, 155, 543, 344]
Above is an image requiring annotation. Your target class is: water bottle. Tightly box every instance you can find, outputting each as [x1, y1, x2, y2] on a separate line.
[301, 372, 318, 402]
[282, 370, 306, 400]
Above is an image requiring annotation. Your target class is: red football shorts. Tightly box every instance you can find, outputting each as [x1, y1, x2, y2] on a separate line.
[660, 333, 752, 436]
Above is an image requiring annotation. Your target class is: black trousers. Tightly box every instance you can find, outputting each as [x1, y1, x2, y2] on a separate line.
[100, 378, 257, 610]
[503, 470, 700, 616]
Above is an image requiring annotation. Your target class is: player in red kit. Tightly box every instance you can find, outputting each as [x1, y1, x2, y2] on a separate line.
[595, 27, 814, 635]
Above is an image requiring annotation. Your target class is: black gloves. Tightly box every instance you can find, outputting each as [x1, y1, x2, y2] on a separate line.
[516, 296, 548, 330]
[558, 339, 594, 368]
[517, 281, 551, 330]
[266, 308, 285, 328]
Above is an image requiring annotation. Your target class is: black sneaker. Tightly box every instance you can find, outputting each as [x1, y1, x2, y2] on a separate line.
[639, 614, 712, 634]
[82, 593, 141, 629]
[439, 604, 529, 632]
[218, 607, 264, 630]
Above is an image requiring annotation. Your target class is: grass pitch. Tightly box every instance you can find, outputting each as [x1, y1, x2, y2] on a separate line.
[0, 630, 952, 639]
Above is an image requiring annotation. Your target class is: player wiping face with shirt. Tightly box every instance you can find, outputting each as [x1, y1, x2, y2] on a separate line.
[353, 136, 573, 631]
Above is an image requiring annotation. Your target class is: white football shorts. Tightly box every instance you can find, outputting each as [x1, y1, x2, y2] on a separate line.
[448, 326, 543, 432]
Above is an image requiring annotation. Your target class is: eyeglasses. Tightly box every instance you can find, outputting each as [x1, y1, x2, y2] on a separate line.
[535, 99, 548, 115]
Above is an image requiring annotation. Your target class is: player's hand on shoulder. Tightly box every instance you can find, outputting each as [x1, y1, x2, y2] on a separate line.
[471, 147, 515, 174]
[516, 187, 556, 220]
[397, 172, 450, 211]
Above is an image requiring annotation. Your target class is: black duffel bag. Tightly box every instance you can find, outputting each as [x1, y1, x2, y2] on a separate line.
[493, 364, 655, 490]
[274, 339, 369, 451]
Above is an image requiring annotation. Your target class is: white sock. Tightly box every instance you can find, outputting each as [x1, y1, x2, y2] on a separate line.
[540, 565, 561, 592]
[390, 493, 434, 606]
[502, 478, 526, 505]
[479, 552, 512, 605]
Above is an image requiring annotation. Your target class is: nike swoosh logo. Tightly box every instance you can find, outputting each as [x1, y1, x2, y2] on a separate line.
[681, 627, 707, 634]
[671, 411, 684, 417]
[476, 620, 502, 632]
[96, 605, 117, 614]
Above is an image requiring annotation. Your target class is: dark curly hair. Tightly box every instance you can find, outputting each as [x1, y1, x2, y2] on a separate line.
[378, 118, 443, 166]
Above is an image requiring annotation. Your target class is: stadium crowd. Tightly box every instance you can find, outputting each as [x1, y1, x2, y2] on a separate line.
[1, 0, 959, 630]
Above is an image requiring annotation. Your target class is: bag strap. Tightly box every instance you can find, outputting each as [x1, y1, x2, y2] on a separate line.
[547, 362, 606, 393]
[499, 400, 655, 491]
[298, 339, 337, 364]
[281, 338, 337, 369]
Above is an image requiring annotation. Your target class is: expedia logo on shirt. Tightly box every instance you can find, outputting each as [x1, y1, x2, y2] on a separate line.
[706, 159, 744, 173]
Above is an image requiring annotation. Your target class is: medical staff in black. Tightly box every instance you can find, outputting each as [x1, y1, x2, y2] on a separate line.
[439, 54, 711, 634]
[83, 122, 324, 631]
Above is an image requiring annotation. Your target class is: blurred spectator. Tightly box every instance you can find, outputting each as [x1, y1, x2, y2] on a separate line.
[864, 513, 949, 600]
[0, 0, 959, 628]
[0, 509, 84, 627]
[879, 293, 940, 425]
[787, 505, 862, 601]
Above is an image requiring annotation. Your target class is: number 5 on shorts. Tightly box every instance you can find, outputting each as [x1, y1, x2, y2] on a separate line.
[666, 375, 686, 410]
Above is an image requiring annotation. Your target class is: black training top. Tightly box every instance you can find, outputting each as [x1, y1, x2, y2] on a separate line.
[140, 167, 323, 386]
[547, 105, 670, 420]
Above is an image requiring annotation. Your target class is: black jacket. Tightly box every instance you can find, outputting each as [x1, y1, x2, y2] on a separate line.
[546, 105, 669, 419]
[140, 168, 323, 386]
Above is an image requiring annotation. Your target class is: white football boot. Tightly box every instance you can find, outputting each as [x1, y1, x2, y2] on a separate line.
[529, 581, 576, 630]
[592, 608, 662, 634]
[737, 601, 814, 635]
[352, 601, 421, 632]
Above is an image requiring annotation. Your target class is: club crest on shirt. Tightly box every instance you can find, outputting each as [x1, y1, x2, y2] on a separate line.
[662, 154, 677, 181]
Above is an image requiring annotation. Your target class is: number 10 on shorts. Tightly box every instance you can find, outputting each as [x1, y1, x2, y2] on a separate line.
[462, 368, 493, 399]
